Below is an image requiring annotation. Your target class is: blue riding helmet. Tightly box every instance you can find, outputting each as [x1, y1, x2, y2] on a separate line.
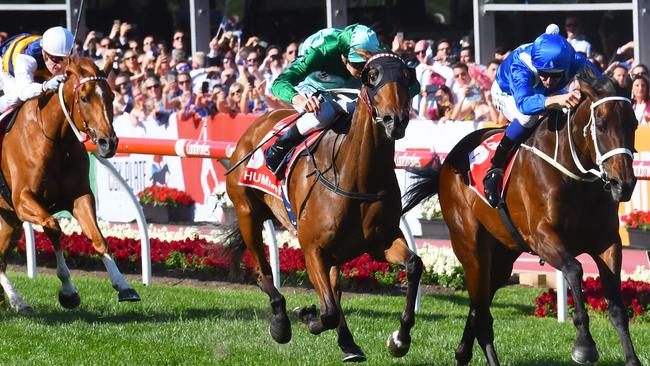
[530, 33, 575, 73]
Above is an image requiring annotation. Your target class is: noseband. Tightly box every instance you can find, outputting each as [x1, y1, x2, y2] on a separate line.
[58, 75, 109, 142]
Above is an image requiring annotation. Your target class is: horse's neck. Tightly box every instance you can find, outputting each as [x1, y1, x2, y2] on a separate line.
[531, 103, 593, 171]
[335, 104, 395, 186]
[39, 88, 76, 142]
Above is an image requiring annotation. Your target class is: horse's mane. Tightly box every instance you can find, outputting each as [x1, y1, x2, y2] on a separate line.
[65, 57, 103, 78]
[576, 65, 626, 97]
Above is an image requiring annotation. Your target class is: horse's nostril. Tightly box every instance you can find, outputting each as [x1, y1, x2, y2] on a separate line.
[383, 115, 392, 123]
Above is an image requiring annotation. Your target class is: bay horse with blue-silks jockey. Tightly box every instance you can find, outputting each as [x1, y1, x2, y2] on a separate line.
[225, 51, 421, 362]
[403, 66, 642, 365]
[0, 56, 140, 313]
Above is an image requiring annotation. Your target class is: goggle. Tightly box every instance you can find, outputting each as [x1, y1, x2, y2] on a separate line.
[538, 70, 564, 79]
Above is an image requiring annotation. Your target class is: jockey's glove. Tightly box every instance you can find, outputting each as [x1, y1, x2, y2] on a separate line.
[42, 75, 66, 92]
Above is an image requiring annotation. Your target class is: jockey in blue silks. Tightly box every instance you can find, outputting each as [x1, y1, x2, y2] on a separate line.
[483, 24, 601, 208]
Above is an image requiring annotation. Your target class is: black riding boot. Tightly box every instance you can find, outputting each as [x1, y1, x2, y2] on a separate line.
[264, 125, 306, 175]
[483, 135, 517, 208]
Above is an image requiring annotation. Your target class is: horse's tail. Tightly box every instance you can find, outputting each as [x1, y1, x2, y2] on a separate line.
[221, 221, 247, 282]
[402, 156, 442, 214]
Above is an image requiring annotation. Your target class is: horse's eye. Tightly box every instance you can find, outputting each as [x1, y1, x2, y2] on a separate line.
[369, 69, 379, 84]
[80, 95, 89, 103]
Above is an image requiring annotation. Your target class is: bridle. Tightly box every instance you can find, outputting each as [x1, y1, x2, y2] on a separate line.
[58, 75, 109, 143]
[521, 96, 633, 184]
[359, 53, 412, 123]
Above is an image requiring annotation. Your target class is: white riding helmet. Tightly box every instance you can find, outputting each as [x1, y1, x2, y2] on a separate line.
[42, 26, 74, 57]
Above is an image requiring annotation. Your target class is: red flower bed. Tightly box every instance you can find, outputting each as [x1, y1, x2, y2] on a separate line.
[138, 185, 194, 207]
[13, 231, 411, 290]
[534, 276, 650, 320]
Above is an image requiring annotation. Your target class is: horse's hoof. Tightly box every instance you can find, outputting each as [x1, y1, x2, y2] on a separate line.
[58, 291, 81, 309]
[268, 315, 292, 344]
[118, 288, 141, 302]
[292, 305, 317, 324]
[571, 343, 599, 364]
[342, 346, 366, 363]
[17, 304, 34, 314]
[386, 330, 410, 358]
[454, 349, 472, 366]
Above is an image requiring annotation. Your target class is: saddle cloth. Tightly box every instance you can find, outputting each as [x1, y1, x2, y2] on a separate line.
[238, 113, 325, 201]
[467, 132, 518, 205]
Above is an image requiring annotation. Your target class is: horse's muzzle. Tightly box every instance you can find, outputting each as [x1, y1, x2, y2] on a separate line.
[96, 135, 118, 158]
[608, 176, 636, 202]
[380, 112, 410, 140]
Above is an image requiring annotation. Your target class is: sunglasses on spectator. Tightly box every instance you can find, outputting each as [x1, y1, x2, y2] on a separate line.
[538, 70, 564, 79]
[146, 84, 161, 89]
[247, 58, 257, 63]
[632, 71, 648, 77]
[116, 83, 129, 89]
[178, 79, 191, 85]
[100, 42, 110, 47]
[174, 36, 184, 40]
[45, 52, 65, 64]
[124, 55, 137, 61]
[230, 89, 242, 95]
[415, 50, 426, 55]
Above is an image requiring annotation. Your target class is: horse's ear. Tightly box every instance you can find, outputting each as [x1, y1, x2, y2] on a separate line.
[577, 66, 599, 101]
[102, 54, 114, 76]
[353, 48, 374, 61]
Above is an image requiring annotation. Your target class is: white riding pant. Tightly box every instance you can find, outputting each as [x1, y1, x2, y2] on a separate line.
[293, 84, 356, 135]
[490, 82, 539, 127]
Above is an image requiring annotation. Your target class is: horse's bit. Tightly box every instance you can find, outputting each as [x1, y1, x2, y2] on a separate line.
[58, 76, 109, 143]
[521, 96, 633, 184]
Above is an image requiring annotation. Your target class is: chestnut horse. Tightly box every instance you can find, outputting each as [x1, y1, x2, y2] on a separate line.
[226, 52, 422, 362]
[403, 67, 641, 365]
[0, 57, 140, 312]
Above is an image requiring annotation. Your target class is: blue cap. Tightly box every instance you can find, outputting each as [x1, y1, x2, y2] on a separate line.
[531, 25, 574, 72]
[348, 25, 381, 63]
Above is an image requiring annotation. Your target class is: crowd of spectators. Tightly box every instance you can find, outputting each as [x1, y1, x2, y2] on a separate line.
[1, 14, 648, 132]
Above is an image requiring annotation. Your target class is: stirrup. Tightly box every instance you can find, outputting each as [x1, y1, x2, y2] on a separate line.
[483, 168, 504, 208]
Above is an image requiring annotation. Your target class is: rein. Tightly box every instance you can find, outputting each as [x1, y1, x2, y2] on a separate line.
[520, 96, 633, 184]
[58, 75, 109, 143]
[304, 54, 409, 201]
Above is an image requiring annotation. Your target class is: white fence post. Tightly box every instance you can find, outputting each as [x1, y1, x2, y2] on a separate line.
[556, 269, 567, 322]
[23, 222, 37, 278]
[92, 153, 152, 286]
[264, 220, 281, 289]
[400, 216, 421, 312]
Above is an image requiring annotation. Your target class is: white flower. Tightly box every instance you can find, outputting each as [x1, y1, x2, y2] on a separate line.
[419, 196, 442, 220]
[211, 184, 233, 209]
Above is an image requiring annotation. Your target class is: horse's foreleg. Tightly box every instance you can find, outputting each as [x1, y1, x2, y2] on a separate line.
[237, 207, 291, 344]
[373, 236, 422, 358]
[297, 250, 339, 334]
[72, 194, 140, 302]
[536, 233, 598, 364]
[594, 246, 641, 366]
[329, 265, 366, 362]
[15, 191, 82, 309]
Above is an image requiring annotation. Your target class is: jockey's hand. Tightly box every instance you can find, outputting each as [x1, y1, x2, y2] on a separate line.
[42, 75, 66, 92]
[545, 90, 581, 111]
[293, 94, 321, 114]
[565, 90, 582, 109]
